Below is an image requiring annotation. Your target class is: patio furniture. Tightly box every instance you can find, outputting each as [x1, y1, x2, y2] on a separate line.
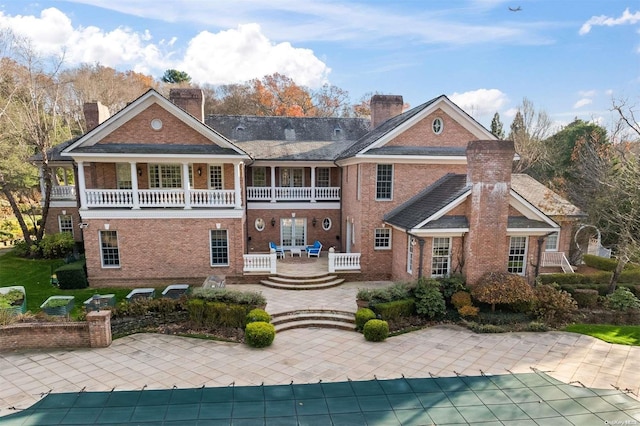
[269, 242, 285, 259]
[290, 248, 302, 257]
[306, 240, 323, 258]
[126, 288, 155, 301]
[162, 284, 190, 299]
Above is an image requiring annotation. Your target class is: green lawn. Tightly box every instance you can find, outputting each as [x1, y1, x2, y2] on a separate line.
[0, 249, 135, 317]
[564, 324, 640, 346]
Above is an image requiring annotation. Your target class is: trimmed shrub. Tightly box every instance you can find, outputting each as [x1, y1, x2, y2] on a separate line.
[246, 308, 271, 324]
[187, 299, 205, 325]
[40, 232, 75, 259]
[372, 299, 415, 321]
[414, 279, 446, 319]
[471, 272, 534, 312]
[572, 289, 599, 308]
[190, 288, 266, 307]
[55, 260, 88, 289]
[361, 283, 413, 306]
[451, 291, 472, 309]
[458, 305, 479, 318]
[606, 288, 640, 311]
[526, 322, 548, 332]
[620, 270, 640, 284]
[437, 274, 467, 300]
[464, 321, 505, 333]
[582, 254, 618, 271]
[532, 284, 577, 327]
[363, 319, 389, 342]
[205, 302, 248, 327]
[245, 321, 276, 348]
[355, 308, 376, 331]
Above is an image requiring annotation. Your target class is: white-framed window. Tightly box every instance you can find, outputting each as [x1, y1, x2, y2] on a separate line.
[255, 218, 265, 232]
[376, 164, 393, 200]
[116, 163, 132, 189]
[149, 164, 182, 188]
[322, 217, 332, 231]
[100, 230, 120, 268]
[431, 237, 451, 277]
[316, 168, 330, 187]
[407, 236, 415, 274]
[508, 236, 528, 275]
[210, 229, 229, 266]
[58, 215, 73, 236]
[209, 165, 223, 190]
[253, 167, 266, 186]
[545, 232, 559, 251]
[432, 117, 444, 135]
[374, 228, 391, 249]
[281, 218, 306, 247]
[281, 168, 304, 187]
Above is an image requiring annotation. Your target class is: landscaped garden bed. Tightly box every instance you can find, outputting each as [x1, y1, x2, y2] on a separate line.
[0, 286, 26, 315]
[40, 296, 75, 316]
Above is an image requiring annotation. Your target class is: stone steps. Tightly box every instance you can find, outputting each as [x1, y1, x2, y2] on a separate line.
[260, 274, 344, 290]
[272, 309, 355, 332]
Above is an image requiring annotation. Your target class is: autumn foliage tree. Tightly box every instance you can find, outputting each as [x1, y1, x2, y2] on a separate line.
[471, 272, 534, 312]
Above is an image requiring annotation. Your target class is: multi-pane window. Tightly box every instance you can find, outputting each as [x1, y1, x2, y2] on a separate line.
[374, 228, 391, 249]
[100, 230, 120, 267]
[58, 215, 73, 236]
[281, 218, 306, 247]
[431, 237, 451, 277]
[253, 167, 266, 186]
[508, 236, 528, 275]
[281, 168, 303, 187]
[545, 232, 559, 251]
[407, 236, 415, 274]
[210, 230, 229, 266]
[116, 163, 132, 189]
[209, 165, 223, 190]
[149, 164, 182, 188]
[316, 168, 330, 187]
[376, 164, 393, 200]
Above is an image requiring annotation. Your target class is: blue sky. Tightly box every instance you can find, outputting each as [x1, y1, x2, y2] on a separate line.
[0, 0, 638, 130]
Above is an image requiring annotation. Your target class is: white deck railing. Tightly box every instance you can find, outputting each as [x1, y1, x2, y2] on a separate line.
[328, 251, 361, 272]
[243, 252, 277, 274]
[247, 186, 340, 201]
[542, 252, 575, 273]
[84, 189, 236, 208]
[51, 185, 76, 200]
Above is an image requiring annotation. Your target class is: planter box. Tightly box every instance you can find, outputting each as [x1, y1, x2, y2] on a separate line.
[83, 294, 116, 312]
[126, 288, 155, 302]
[162, 284, 189, 299]
[0, 286, 26, 316]
[40, 296, 75, 316]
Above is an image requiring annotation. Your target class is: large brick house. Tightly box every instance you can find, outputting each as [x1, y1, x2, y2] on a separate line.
[43, 89, 583, 287]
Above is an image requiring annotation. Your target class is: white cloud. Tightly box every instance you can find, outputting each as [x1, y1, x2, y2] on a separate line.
[578, 90, 596, 98]
[180, 24, 330, 87]
[579, 8, 640, 35]
[448, 89, 509, 119]
[573, 98, 593, 109]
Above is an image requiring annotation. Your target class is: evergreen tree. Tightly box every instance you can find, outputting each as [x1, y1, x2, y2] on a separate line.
[490, 112, 505, 139]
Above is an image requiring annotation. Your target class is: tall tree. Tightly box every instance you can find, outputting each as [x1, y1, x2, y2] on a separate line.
[508, 98, 553, 175]
[161, 69, 192, 84]
[490, 112, 505, 139]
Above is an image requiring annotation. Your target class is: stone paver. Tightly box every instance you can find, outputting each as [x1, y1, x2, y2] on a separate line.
[1, 282, 639, 418]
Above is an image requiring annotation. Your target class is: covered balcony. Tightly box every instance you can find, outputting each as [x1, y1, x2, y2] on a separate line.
[246, 165, 340, 203]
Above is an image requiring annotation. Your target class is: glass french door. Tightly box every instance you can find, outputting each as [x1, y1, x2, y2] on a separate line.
[281, 218, 306, 247]
[280, 168, 304, 187]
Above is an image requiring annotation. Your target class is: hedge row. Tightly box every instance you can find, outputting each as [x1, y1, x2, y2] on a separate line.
[538, 269, 640, 286]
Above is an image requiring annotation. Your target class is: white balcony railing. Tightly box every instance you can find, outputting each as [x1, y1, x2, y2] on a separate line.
[542, 252, 574, 273]
[328, 251, 361, 272]
[51, 185, 76, 200]
[243, 252, 277, 274]
[84, 189, 236, 208]
[247, 186, 340, 202]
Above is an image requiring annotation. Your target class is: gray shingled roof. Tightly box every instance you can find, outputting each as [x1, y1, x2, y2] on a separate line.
[508, 216, 555, 229]
[419, 215, 468, 229]
[31, 138, 79, 163]
[366, 146, 467, 156]
[511, 174, 585, 217]
[384, 173, 470, 230]
[72, 143, 242, 156]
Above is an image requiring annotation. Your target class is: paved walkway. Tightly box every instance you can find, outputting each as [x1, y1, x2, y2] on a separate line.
[1, 283, 640, 419]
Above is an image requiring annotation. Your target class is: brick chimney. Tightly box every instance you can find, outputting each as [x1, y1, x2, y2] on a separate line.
[370, 95, 403, 128]
[464, 140, 515, 285]
[83, 102, 110, 132]
[169, 88, 204, 122]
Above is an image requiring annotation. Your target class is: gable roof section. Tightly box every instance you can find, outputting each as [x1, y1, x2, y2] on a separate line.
[337, 95, 496, 161]
[62, 89, 249, 159]
[511, 174, 585, 217]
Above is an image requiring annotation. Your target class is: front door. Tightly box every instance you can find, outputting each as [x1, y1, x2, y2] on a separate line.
[281, 218, 306, 248]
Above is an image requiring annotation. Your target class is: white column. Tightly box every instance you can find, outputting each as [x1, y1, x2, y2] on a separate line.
[270, 166, 276, 203]
[183, 163, 191, 209]
[39, 166, 46, 201]
[234, 162, 242, 209]
[77, 161, 88, 210]
[310, 166, 316, 203]
[130, 162, 140, 209]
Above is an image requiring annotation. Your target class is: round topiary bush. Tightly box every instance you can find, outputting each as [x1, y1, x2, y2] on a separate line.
[363, 319, 389, 342]
[471, 271, 534, 312]
[355, 307, 376, 331]
[245, 321, 276, 348]
[246, 308, 271, 324]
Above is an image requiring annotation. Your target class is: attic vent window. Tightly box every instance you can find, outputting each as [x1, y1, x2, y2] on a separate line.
[150, 119, 163, 131]
[236, 126, 244, 131]
[432, 117, 443, 135]
[334, 128, 342, 135]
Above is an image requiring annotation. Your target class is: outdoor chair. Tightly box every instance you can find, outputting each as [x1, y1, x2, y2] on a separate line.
[306, 240, 323, 258]
[269, 242, 285, 258]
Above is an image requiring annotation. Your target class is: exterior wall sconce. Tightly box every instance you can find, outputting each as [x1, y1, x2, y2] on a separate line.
[197, 167, 202, 176]
[271, 217, 276, 227]
[137, 167, 142, 176]
[312, 217, 317, 227]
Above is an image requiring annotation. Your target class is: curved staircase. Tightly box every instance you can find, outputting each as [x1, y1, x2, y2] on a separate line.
[260, 273, 344, 290]
[272, 309, 355, 332]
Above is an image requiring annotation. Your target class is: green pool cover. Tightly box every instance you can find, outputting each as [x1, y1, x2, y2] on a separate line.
[2, 372, 639, 425]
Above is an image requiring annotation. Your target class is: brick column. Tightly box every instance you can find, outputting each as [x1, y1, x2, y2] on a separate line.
[87, 310, 112, 348]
